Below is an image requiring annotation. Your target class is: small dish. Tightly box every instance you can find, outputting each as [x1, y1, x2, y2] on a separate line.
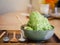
[50, 13, 60, 19]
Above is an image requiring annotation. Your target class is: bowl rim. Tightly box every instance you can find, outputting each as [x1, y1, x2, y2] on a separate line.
[21, 25, 54, 31]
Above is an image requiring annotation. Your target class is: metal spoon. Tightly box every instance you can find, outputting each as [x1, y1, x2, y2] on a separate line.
[3, 32, 9, 42]
[18, 30, 25, 42]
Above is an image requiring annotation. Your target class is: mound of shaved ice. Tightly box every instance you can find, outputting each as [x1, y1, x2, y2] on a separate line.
[24, 11, 53, 31]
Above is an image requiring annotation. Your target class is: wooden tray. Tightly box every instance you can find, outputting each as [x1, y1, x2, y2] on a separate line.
[0, 30, 60, 43]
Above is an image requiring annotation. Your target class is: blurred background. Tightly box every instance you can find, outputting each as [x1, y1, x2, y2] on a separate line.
[57, 0, 60, 7]
[0, 0, 60, 14]
[0, 0, 60, 30]
[0, 0, 30, 14]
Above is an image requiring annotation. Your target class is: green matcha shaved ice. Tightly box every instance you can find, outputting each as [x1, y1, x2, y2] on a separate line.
[24, 26, 33, 30]
[24, 11, 53, 31]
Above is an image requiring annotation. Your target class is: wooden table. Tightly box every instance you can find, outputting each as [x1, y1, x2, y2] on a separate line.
[0, 12, 29, 30]
[0, 12, 60, 39]
[0, 12, 60, 45]
[49, 19, 60, 39]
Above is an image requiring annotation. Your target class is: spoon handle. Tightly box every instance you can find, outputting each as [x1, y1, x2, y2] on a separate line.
[0, 32, 6, 39]
[13, 32, 16, 38]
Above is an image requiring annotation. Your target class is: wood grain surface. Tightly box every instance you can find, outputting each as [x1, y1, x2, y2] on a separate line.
[0, 12, 60, 40]
[0, 43, 60, 45]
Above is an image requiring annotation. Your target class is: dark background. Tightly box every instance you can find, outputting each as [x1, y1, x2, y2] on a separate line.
[57, 0, 60, 7]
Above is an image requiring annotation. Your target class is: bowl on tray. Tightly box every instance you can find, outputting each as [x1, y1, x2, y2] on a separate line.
[21, 25, 54, 41]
